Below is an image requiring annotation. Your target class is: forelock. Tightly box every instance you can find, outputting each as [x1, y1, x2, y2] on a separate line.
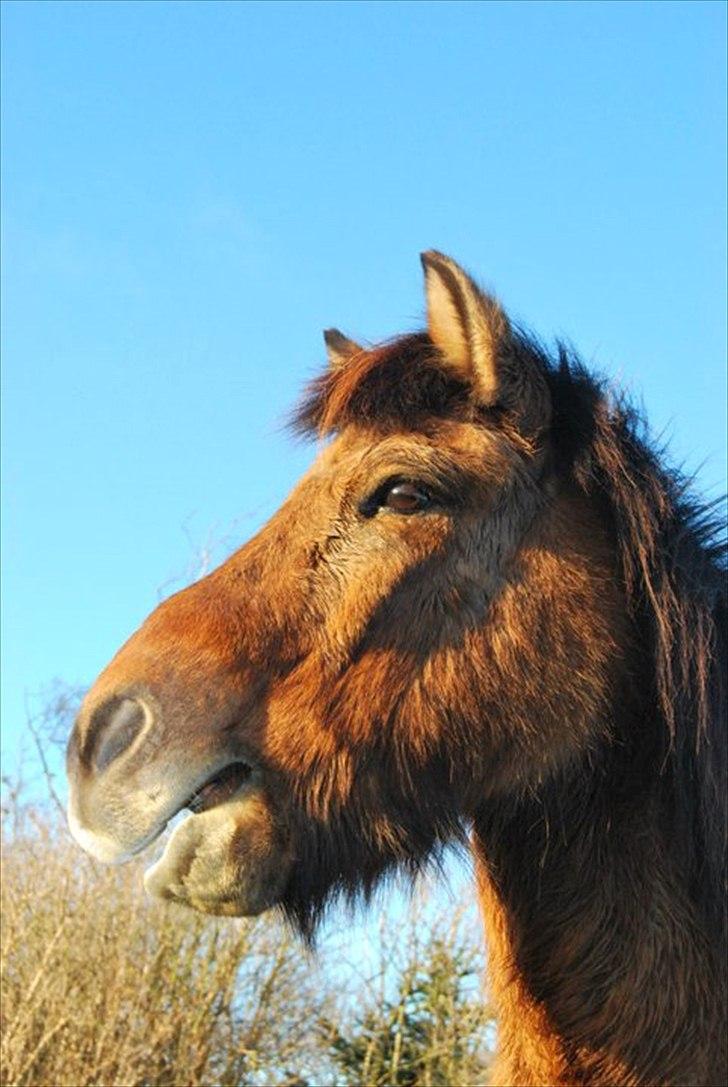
[290, 333, 472, 437]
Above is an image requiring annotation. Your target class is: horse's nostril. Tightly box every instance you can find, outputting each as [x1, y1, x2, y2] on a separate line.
[90, 697, 148, 772]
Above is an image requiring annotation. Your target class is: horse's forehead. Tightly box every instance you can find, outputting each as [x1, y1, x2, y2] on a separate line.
[304, 420, 509, 480]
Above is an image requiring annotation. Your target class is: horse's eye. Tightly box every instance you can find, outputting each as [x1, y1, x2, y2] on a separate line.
[382, 482, 431, 514]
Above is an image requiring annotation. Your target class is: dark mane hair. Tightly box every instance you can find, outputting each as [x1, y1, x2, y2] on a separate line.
[293, 330, 727, 942]
[545, 340, 727, 950]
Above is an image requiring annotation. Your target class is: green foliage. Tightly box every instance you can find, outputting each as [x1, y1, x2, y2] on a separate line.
[323, 926, 493, 1087]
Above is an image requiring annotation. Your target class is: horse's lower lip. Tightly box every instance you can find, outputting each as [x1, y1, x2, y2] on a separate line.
[182, 761, 253, 815]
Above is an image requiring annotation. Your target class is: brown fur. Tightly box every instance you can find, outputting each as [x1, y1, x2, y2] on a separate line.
[67, 257, 727, 1086]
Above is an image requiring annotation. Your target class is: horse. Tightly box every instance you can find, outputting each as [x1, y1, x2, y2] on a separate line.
[66, 252, 726, 1086]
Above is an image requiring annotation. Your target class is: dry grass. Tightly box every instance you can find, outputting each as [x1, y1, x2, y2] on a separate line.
[1, 792, 493, 1086]
[1, 809, 324, 1087]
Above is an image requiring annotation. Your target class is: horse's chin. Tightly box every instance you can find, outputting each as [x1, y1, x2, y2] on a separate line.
[142, 786, 290, 917]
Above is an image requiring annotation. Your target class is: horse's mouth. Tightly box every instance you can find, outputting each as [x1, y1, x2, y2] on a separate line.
[142, 756, 282, 915]
[67, 759, 257, 866]
[181, 760, 253, 815]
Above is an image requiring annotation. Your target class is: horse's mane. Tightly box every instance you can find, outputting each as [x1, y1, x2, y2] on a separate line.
[292, 331, 727, 942]
[543, 342, 727, 949]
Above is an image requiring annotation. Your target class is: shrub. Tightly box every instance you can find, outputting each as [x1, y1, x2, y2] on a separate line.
[1, 695, 494, 1087]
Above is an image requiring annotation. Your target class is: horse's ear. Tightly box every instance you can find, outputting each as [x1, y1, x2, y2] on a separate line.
[420, 250, 550, 432]
[324, 328, 362, 370]
[420, 250, 508, 403]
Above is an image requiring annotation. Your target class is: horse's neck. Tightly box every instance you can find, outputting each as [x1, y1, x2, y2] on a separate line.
[471, 778, 724, 1087]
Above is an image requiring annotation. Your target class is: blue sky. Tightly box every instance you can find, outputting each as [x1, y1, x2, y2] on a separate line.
[2, 0, 726, 776]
